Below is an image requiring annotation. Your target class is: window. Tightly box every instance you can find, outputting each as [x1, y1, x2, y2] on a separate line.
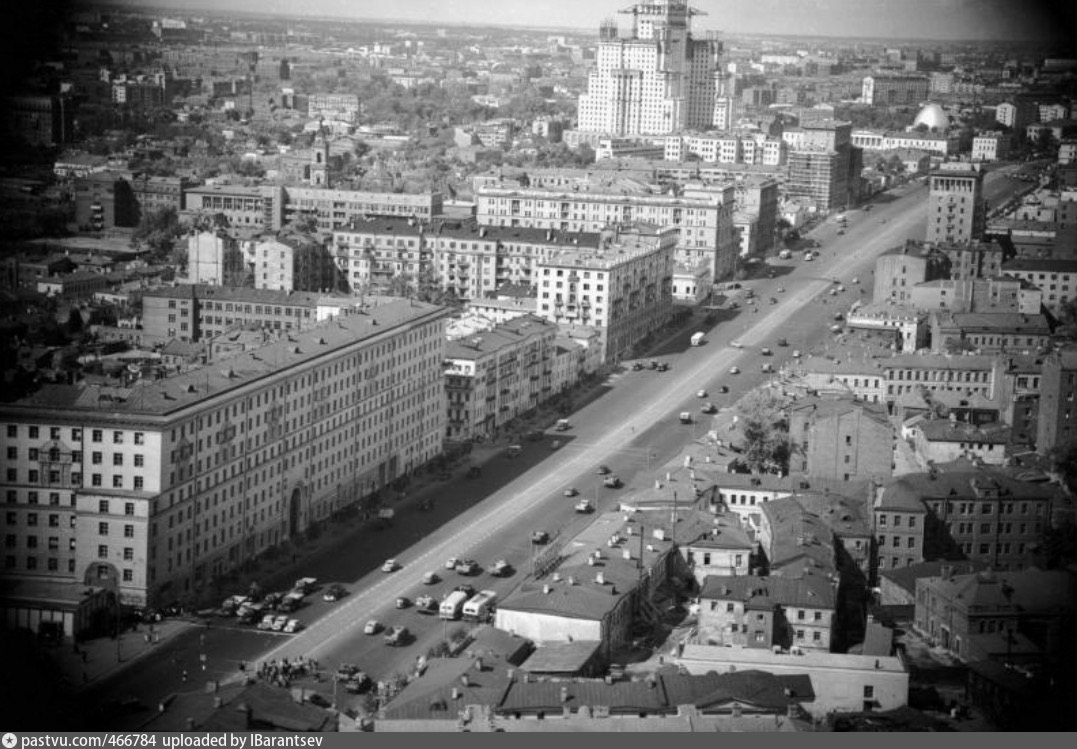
[797, 610, 805, 620]
[134, 455, 144, 467]
[113, 454, 123, 466]
[92, 430, 102, 443]
[796, 629, 805, 640]
[113, 431, 123, 444]
[124, 502, 135, 516]
[134, 477, 143, 490]
[134, 432, 144, 445]
[726, 602, 735, 612]
[814, 611, 822, 621]
[813, 631, 822, 642]
[124, 525, 134, 538]
[98, 522, 108, 536]
[92, 452, 102, 465]
[123, 547, 134, 561]
[122, 569, 133, 582]
[864, 685, 874, 699]
[112, 476, 123, 488]
[97, 545, 108, 559]
[98, 499, 109, 514]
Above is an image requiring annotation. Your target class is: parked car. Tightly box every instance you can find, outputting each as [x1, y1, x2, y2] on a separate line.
[396, 597, 411, 610]
[322, 584, 347, 602]
[696, 389, 708, 398]
[730, 340, 744, 348]
[701, 402, 717, 414]
[415, 595, 438, 613]
[455, 584, 476, 598]
[575, 499, 595, 513]
[554, 419, 571, 431]
[466, 465, 482, 478]
[363, 620, 381, 635]
[760, 347, 772, 356]
[531, 530, 550, 545]
[271, 615, 289, 632]
[631, 362, 644, 371]
[603, 475, 622, 488]
[422, 571, 440, 585]
[792, 350, 802, 358]
[257, 614, 276, 631]
[718, 385, 729, 393]
[488, 560, 511, 577]
[679, 411, 693, 424]
[729, 366, 740, 374]
[283, 618, 302, 633]
[381, 559, 399, 573]
[762, 363, 774, 373]
[444, 556, 459, 570]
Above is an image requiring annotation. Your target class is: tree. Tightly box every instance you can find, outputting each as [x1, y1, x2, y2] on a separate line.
[133, 206, 183, 257]
[1049, 437, 1077, 496]
[737, 390, 791, 474]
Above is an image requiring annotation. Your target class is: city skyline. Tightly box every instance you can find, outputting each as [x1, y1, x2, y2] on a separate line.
[120, 0, 1077, 42]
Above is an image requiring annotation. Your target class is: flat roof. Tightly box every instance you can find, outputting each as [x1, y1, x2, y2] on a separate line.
[679, 644, 907, 674]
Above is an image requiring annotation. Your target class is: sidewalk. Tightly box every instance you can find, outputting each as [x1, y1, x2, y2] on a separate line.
[50, 617, 197, 692]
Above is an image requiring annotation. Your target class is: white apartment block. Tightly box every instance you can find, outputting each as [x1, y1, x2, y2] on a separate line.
[535, 225, 676, 363]
[0, 301, 450, 607]
[475, 183, 738, 280]
[971, 132, 1009, 162]
[443, 315, 564, 440]
[186, 231, 249, 287]
[850, 130, 955, 156]
[577, 1, 722, 136]
[307, 93, 360, 124]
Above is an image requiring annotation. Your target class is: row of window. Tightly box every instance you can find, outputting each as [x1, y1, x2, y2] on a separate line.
[4, 469, 143, 490]
[5, 426, 145, 443]
[5, 448, 144, 466]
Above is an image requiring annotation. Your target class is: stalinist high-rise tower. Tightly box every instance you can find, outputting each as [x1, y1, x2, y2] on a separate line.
[577, 1, 724, 137]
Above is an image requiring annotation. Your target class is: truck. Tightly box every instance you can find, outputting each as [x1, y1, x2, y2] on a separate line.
[439, 590, 469, 620]
[690, 331, 705, 347]
[462, 590, 498, 622]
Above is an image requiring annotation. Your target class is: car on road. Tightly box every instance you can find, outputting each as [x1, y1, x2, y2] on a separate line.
[701, 402, 717, 414]
[384, 626, 409, 647]
[696, 389, 708, 398]
[554, 419, 571, 431]
[488, 560, 511, 577]
[322, 584, 347, 602]
[603, 475, 622, 488]
[396, 597, 411, 609]
[422, 571, 440, 585]
[283, 618, 302, 633]
[363, 620, 381, 635]
[307, 693, 332, 709]
[563, 487, 579, 497]
[762, 363, 775, 373]
[631, 361, 644, 371]
[679, 411, 693, 424]
[834, 312, 844, 321]
[718, 385, 729, 393]
[271, 615, 289, 632]
[830, 324, 843, 333]
[729, 366, 740, 374]
[455, 559, 480, 576]
[730, 340, 743, 348]
[777, 286, 785, 293]
[444, 556, 459, 570]
[837, 229, 845, 235]
[769, 297, 778, 305]
[760, 347, 772, 356]
[531, 530, 550, 545]
[777, 338, 788, 347]
[415, 595, 438, 613]
[381, 559, 399, 573]
[575, 499, 595, 513]
[466, 465, 482, 478]
[792, 350, 802, 358]
[257, 614, 275, 631]
[596, 464, 611, 475]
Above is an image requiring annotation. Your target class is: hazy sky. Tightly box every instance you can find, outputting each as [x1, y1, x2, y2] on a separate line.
[127, 0, 1076, 41]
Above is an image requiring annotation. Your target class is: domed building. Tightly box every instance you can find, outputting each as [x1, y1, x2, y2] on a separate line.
[912, 102, 950, 132]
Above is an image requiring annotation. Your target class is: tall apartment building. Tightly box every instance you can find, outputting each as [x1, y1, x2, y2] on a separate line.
[0, 301, 450, 607]
[74, 172, 138, 231]
[788, 397, 893, 483]
[475, 183, 737, 280]
[251, 234, 337, 292]
[2, 94, 73, 146]
[130, 175, 188, 219]
[785, 120, 860, 211]
[927, 169, 985, 246]
[873, 241, 952, 304]
[733, 176, 779, 256]
[535, 224, 676, 363]
[444, 315, 560, 440]
[1001, 258, 1077, 316]
[577, 1, 722, 136]
[861, 75, 929, 106]
[183, 185, 284, 232]
[186, 230, 249, 287]
[995, 96, 1039, 132]
[1037, 350, 1077, 455]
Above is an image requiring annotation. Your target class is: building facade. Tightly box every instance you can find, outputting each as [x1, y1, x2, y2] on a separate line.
[927, 169, 985, 246]
[0, 301, 450, 607]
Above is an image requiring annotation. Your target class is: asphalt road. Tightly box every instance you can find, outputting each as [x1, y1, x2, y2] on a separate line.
[86, 166, 1032, 726]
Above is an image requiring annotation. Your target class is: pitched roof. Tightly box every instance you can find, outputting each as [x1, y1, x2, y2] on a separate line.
[699, 573, 837, 610]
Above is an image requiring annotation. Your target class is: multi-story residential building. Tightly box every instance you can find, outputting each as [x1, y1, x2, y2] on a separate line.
[0, 301, 450, 607]
[995, 97, 1039, 132]
[281, 187, 443, 232]
[905, 418, 1011, 467]
[972, 132, 1010, 162]
[927, 168, 986, 246]
[186, 230, 250, 287]
[129, 175, 188, 219]
[794, 358, 890, 403]
[929, 311, 1051, 354]
[757, 499, 838, 578]
[697, 574, 837, 651]
[680, 515, 754, 585]
[713, 473, 794, 530]
[881, 353, 1000, 404]
[443, 315, 559, 440]
[937, 239, 1008, 281]
[861, 75, 929, 106]
[535, 224, 675, 363]
[307, 93, 359, 124]
[475, 182, 737, 280]
[1000, 258, 1077, 316]
[733, 176, 779, 256]
[183, 184, 284, 232]
[915, 566, 1076, 662]
[251, 234, 336, 293]
[141, 285, 353, 342]
[873, 241, 952, 304]
[666, 132, 742, 163]
[1036, 350, 1077, 456]
[878, 469, 1059, 573]
[2, 94, 73, 146]
[576, 1, 722, 136]
[1059, 138, 1077, 165]
[74, 172, 137, 231]
[843, 305, 930, 354]
[851, 130, 958, 157]
[788, 396, 893, 484]
[908, 277, 1042, 315]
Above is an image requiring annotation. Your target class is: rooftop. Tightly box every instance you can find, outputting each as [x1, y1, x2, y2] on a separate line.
[699, 573, 836, 611]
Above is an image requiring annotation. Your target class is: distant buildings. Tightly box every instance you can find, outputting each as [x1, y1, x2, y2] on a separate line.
[861, 75, 929, 106]
[1036, 350, 1077, 455]
[306, 93, 359, 124]
[577, 1, 722, 136]
[873, 241, 951, 304]
[186, 231, 249, 287]
[2, 94, 73, 146]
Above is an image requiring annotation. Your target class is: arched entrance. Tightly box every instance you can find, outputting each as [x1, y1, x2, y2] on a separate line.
[288, 488, 301, 538]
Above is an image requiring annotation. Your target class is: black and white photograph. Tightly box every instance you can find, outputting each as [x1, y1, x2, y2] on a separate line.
[1, 0, 1076, 734]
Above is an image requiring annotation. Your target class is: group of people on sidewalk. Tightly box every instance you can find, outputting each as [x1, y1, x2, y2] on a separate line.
[252, 655, 319, 689]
